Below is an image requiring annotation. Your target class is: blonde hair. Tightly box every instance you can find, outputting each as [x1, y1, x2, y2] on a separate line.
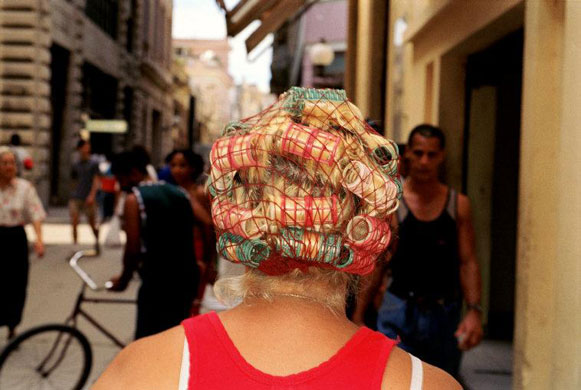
[209, 87, 401, 277]
[214, 267, 357, 314]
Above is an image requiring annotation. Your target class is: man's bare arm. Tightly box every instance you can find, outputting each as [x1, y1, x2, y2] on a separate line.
[455, 194, 483, 349]
[109, 194, 141, 291]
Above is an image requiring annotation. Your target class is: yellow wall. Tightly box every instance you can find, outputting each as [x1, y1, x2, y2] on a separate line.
[385, 0, 522, 190]
[514, 1, 581, 388]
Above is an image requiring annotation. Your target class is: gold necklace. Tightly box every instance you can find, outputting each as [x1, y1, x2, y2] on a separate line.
[270, 293, 340, 312]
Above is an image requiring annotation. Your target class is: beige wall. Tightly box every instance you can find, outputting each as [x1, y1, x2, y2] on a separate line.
[175, 39, 233, 144]
[385, 0, 523, 190]
[514, 1, 581, 388]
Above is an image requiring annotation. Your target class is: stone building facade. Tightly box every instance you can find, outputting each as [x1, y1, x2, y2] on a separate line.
[0, 0, 176, 204]
[173, 39, 233, 145]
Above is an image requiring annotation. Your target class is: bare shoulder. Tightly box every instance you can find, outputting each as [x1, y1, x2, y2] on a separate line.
[92, 326, 185, 390]
[381, 347, 462, 390]
[422, 361, 462, 390]
[456, 193, 472, 220]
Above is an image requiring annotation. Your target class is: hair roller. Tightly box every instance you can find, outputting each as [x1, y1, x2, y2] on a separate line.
[275, 227, 347, 266]
[280, 122, 344, 166]
[340, 246, 378, 275]
[211, 196, 264, 238]
[265, 194, 349, 231]
[283, 87, 347, 119]
[210, 133, 261, 172]
[362, 134, 399, 176]
[342, 160, 399, 212]
[210, 169, 235, 194]
[222, 121, 251, 137]
[345, 215, 391, 254]
[218, 232, 270, 268]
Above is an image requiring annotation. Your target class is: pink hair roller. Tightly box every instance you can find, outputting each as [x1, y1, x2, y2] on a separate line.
[280, 122, 342, 166]
[342, 248, 380, 276]
[266, 194, 340, 229]
[211, 197, 264, 238]
[210, 133, 259, 172]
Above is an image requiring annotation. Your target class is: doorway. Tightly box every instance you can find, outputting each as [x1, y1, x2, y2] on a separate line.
[81, 62, 118, 156]
[463, 29, 523, 340]
[49, 44, 70, 203]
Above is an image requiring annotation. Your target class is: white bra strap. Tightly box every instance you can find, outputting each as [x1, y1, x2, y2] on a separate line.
[178, 338, 190, 390]
[409, 354, 423, 390]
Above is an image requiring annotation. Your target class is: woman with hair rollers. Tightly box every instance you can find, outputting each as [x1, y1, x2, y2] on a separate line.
[95, 88, 460, 389]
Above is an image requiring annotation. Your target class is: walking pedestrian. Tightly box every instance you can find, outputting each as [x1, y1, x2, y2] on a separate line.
[354, 124, 483, 377]
[95, 88, 460, 390]
[107, 149, 200, 339]
[0, 147, 45, 339]
[167, 149, 215, 314]
[69, 139, 100, 251]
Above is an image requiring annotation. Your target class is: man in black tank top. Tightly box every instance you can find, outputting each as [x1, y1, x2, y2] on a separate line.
[108, 150, 199, 339]
[354, 125, 483, 378]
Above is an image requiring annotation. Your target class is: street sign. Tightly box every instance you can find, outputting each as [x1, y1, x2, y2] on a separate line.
[85, 120, 128, 134]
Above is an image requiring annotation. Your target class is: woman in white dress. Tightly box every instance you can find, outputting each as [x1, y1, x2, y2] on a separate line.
[0, 147, 46, 339]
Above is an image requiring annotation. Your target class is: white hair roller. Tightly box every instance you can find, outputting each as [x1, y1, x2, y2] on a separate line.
[342, 160, 399, 212]
[345, 215, 391, 254]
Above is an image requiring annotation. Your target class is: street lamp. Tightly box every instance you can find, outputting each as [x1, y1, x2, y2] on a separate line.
[310, 39, 335, 77]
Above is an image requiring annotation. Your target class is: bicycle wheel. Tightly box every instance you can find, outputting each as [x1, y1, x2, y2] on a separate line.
[0, 324, 92, 390]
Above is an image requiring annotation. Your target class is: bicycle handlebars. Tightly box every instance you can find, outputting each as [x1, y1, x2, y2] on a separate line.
[69, 250, 112, 291]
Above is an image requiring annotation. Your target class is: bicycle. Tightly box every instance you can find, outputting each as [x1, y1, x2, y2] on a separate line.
[0, 250, 136, 390]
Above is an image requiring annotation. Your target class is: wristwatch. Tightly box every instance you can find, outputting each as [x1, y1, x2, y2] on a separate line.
[466, 303, 483, 313]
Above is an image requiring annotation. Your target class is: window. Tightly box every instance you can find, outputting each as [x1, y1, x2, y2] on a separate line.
[126, 0, 137, 52]
[85, 0, 119, 39]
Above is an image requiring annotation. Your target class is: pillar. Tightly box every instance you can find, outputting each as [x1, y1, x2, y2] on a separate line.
[353, 0, 388, 121]
[514, 1, 581, 388]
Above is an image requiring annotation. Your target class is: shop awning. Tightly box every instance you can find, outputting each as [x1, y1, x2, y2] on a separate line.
[217, 0, 313, 53]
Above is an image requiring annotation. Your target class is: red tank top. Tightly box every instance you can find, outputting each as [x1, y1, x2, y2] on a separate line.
[181, 312, 397, 389]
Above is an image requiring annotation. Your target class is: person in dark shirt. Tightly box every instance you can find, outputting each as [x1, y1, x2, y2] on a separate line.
[69, 139, 100, 250]
[354, 124, 483, 377]
[108, 149, 199, 339]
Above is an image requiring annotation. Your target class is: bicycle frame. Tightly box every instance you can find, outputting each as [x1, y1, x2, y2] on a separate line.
[0, 250, 136, 389]
[66, 283, 135, 348]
